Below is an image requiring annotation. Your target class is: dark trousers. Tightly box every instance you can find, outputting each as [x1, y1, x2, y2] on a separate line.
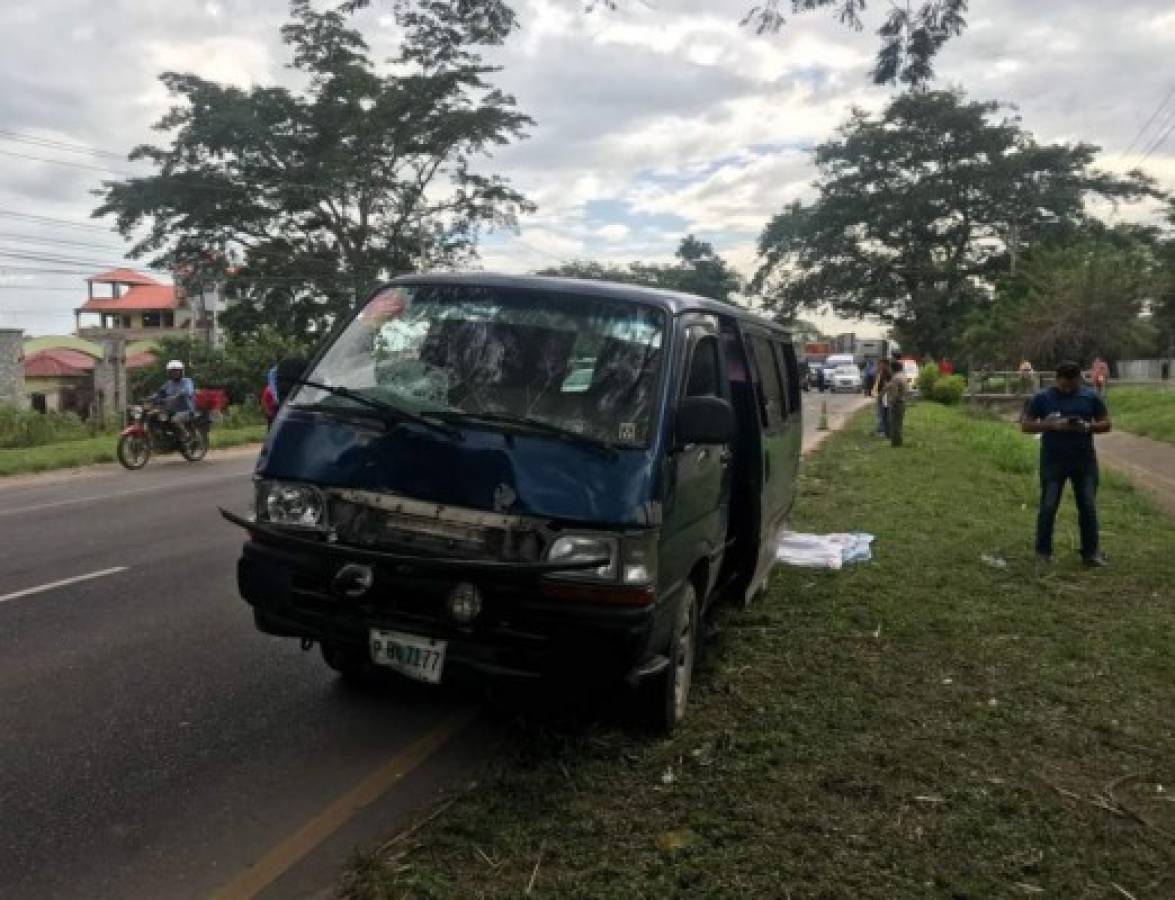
[876, 398, 889, 435]
[889, 402, 905, 447]
[1036, 455, 1099, 558]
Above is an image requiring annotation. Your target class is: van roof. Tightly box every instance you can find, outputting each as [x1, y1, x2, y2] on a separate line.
[387, 272, 791, 335]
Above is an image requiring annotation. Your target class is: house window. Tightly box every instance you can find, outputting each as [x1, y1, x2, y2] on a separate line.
[142, 311, 161, 328]
[162, 311, 175, 328]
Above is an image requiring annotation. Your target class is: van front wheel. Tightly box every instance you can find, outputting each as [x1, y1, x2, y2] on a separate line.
[635, 582, 698, 734]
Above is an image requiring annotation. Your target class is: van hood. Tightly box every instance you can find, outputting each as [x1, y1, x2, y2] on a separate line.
[256, 408, 659, 527]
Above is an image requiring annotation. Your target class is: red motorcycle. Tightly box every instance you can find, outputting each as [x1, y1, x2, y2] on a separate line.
[117, 400, 210, 470]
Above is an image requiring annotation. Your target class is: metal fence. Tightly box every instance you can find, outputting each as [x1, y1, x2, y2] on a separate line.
[1117, 359, 1175, 381]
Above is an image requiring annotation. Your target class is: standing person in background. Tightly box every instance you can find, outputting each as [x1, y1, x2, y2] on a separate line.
[1018, 360, 1036, 396]
[260, 364, 281, 429]
[886, 359, 910, 447]
[863, 359, 877, 397]
[1021, 361, 1111, 567]
[873, 358, 892, 437]
[1091, 357, 1109, 398]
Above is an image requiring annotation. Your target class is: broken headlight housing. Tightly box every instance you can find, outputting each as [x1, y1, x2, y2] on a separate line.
[255, 480, 326, 529]
[545, 531, 657, 586]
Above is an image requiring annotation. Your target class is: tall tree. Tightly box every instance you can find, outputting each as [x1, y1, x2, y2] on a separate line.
[751, 90, 1158, 358]
[539, 235, 743, 303]
[95, 0, 533, 339]
[985, 237, 1160, 368]
[1151, 200, 1175, 359]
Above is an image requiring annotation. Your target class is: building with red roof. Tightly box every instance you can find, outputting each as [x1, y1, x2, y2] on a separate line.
[74, 268, 194, 341]
[22, 343, 155, 414]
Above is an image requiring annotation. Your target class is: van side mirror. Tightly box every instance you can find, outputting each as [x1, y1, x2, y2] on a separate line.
[675, 396, 734, 448]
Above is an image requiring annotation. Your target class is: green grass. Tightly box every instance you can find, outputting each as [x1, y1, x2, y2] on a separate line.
[1106, 386, 1175, 445]
[342, 404, 1175, 900]
[0, 425, 265, 477]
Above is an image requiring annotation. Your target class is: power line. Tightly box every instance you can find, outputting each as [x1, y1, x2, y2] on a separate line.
[0, 147, 139, 178]
[0, 129, 128, 161]
[0, 209, 116, 232]
[1137, 110, 1175, 165]
[0, 248, 167, 274]
[1123, 85, 1175, 158]
[0, 231, 136, 254]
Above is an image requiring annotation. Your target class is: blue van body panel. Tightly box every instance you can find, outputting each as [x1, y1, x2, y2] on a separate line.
[258, 409, 660, 526]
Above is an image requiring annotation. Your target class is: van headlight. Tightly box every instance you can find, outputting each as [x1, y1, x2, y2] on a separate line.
[256, 481, 325, 528]
[547, 534, 617, 579]
[545, 531, 657, 585]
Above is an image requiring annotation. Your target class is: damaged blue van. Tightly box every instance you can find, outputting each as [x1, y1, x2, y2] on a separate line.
[223, 274, 802, 731]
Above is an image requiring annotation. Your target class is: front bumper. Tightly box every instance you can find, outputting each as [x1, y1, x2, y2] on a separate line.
[227, 513, 670, 688]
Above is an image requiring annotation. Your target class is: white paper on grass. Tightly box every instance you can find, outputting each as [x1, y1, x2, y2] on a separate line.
[776, 531, 875, 570]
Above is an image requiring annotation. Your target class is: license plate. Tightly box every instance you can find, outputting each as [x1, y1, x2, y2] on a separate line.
[369, 629, 447, 684]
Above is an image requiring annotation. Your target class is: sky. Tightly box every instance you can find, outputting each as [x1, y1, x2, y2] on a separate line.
[0, 0, 1173, 338]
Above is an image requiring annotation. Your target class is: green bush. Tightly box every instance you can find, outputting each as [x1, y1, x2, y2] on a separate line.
[219, 399, 269, 429]
[917, 362, 940, 394]
[0, 406, 92, 448]
[931, 374, 966, 405]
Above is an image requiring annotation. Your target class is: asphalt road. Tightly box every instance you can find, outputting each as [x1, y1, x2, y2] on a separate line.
[0, 451, 480, 900]
[0, 395, 868, 899]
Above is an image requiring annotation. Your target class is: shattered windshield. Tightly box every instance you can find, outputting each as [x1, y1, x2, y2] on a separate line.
[290, 284, 666, 447]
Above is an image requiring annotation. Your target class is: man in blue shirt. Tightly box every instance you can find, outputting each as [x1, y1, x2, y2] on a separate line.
[154, 359, 196, 441]
[1021, 361, 1112, 566]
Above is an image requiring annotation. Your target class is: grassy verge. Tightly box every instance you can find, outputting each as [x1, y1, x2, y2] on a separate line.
[1106, 386, 1175, 445]
[0, 425, 265, 477]
[343, 404, 1175, 899]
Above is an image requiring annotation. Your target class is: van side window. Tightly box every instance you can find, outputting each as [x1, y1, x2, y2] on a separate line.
[775, 341, 802, 413]
[749, 335, 786, 429]
[685, 336, 722, 398]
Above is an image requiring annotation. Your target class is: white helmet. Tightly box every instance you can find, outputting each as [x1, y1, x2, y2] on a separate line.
[166, 359, 184, 372]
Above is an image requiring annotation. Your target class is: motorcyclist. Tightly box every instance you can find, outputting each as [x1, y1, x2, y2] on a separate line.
[153, 359, 196, 442]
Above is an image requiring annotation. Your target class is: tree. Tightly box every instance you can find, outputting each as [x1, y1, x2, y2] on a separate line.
[751, 90, 1159, 358]
[740, 0, 967, 85]
[353, 0, 968, 87]
[95, 0, 533, 341]
[990, 238, 1159, 368]
[1151, 201, 1175, 359]
[538, 235, 743, 303]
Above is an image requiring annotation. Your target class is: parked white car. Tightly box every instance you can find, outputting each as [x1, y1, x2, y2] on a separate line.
[830, 365, 862, 393]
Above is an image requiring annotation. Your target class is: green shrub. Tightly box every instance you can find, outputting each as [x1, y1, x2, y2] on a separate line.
[931, 374, 966, 405]
[0, 406, 92, 448]
[219, 399, 269, 429]
[917, 362, 940, 394]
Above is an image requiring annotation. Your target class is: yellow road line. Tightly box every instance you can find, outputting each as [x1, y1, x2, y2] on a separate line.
[210, 708, 475, 900]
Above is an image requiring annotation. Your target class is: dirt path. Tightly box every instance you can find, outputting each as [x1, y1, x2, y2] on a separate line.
[1097, 430, 1175, 516]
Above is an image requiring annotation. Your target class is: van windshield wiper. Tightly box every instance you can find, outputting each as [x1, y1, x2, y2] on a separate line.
[432, 410, 620, 459]
[290, 378, 463, 441]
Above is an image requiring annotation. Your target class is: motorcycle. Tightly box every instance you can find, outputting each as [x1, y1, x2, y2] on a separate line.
[117, 400, 211, 470]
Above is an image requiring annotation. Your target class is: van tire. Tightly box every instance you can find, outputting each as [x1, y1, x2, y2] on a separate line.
[635, 582, 698, 734]
[320, 641, 373, 687]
